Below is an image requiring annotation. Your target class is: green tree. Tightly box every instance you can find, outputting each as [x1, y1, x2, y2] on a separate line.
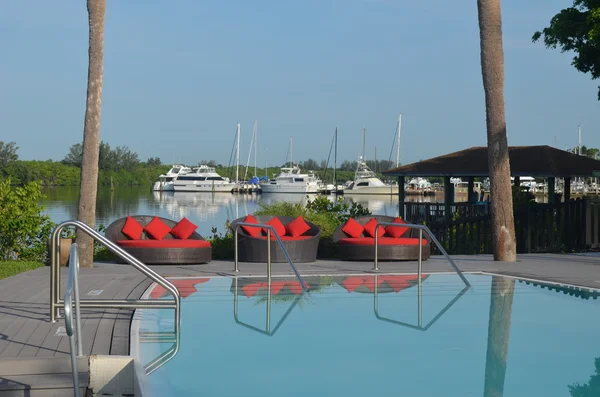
[0, 178, 54, 262]
[0, 141, 19, 167]
[478, 0, 517, 262]
[146, 157, 162, 167]
[532, 1, 600, 100]
[77, 0, 106, 268]
[62, 143, 83, 167]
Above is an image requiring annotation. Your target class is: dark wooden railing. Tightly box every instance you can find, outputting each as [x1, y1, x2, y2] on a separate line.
[423, 198, 593, 255]
[404, 202, 489, 224]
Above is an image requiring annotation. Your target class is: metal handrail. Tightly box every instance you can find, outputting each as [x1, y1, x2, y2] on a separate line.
[232, 277, 305, 336]
[373, 222, 471, 287]
[49, 221, 181, 374]
[372, 273, 470, 331]
[233, 222, 307, 291]
[64, 243, 82, 397]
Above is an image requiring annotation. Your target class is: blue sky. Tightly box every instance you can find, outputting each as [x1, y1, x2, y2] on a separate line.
[1, 0, 598, 167]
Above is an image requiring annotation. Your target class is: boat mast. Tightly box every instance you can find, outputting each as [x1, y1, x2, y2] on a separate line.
[397, 113, 402, 167]
[578, 124, 582, 155]
[290, 137, 293, 167]
[334, 127, 337, 186]
[236, 123, 240, 183]
[362, 127, 366, 162]
[254, 120, 258, 177]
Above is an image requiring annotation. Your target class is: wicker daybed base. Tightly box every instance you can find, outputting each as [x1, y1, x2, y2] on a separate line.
[333, 215, 430, 262]
[230, 215, 320, 263]
[105, 215, 212, 265]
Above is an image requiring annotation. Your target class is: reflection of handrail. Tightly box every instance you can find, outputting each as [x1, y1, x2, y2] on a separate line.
[233, 222, 307, 291]
[64, 243, 82, 397]
[232, 277, 305, 336]
[50, 221, 181, 376]
[373, 274, 470, 331]
[373, 222, 471, 287]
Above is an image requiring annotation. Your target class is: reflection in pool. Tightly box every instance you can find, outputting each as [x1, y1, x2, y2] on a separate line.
[136, 274, 600, 397]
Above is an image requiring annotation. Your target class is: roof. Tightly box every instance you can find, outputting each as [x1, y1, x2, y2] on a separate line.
[383, 145, 600, 177]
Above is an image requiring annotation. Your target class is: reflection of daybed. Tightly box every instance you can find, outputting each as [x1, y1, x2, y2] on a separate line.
[105, 215, 212, 265]
[230, 215, 320, 263]
[333, 215, 430, 261]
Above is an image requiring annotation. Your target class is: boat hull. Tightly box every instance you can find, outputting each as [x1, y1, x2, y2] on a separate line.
[152, 181, 175, 191]
[343, 186, 399, 195]
[261, 184, 320, 194]
[173, 183, 235, 193]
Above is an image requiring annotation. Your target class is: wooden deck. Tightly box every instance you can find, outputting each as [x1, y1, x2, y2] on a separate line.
[0, 253, 599, 360]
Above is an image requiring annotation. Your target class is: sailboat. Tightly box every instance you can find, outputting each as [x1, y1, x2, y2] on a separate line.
[343, 127, 399, 195]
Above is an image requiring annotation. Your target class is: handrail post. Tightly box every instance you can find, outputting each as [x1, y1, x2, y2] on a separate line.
[373, 229, 380, 271]
[72, 246, 82, 357]
[418, 228, 423, 283]
[267, 229, 271, 279]
[234, 227, 239, 272]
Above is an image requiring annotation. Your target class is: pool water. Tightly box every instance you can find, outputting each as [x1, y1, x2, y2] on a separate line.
[135, 274, 600, 397]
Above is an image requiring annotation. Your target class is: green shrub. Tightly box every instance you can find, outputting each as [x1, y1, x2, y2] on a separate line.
[0, 178, 54, 262]
[255, 196, 371, 259]
[207, 222, 235, 260]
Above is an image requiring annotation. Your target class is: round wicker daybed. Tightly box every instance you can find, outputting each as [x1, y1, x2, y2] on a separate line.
[105, 215, 212, 265]
[230, 215, 320, 263]
[333, 215, 430, 261]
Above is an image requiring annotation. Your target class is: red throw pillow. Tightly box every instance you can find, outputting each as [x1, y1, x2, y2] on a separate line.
[170, 217, 197, 240]
[285, 216, 311, 237]
[122, 216, 144, 240]
[342, 218, 364, 238]
[241, 214, 262, 237]
[385, 217, 409, 238]
[144, 217, 172, 240]
[263, 217, 286, 237]
[363, 218, 386, 238]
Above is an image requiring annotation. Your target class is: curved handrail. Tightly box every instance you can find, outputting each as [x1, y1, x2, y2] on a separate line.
[64, 243, 82, 397]
[233, 222, 307, 291]
[373, 222, 471, 287]
[50, 220, 181, 376]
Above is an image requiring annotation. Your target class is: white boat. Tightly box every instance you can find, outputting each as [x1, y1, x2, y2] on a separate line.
[343, 161, 399, 195]
[172, 165, 236, 193]
[152, 164, 193, 191]
[260, 166, 322, 194]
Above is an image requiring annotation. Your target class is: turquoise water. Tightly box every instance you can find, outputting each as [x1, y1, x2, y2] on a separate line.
[136, 274, 600, 397]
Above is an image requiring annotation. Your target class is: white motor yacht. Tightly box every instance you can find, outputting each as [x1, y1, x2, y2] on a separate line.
[152, 164, 193, 191]
[260, 166, 322, 194]
[343, 161, 399, 195]
[172, 165, 236, 193]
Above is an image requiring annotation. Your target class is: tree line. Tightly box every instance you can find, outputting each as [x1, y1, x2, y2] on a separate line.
[0, 140, 169, 186]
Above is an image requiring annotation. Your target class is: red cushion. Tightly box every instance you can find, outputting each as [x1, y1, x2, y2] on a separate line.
[116, 239, 210, 248]
[144, 217, 172, 240]
[385, 217, 409, 238]
[122, 216, 144, 240]
[262, 217, 286, 237]
[170, 217, 197, 240]
[285, 216, 311, 237]
[342, 218, 364, 238]
[255, 235, 312, 241]
[363, 218, 386, 238]
[241, 215, 262, 237]
[338, 237, 428, 246]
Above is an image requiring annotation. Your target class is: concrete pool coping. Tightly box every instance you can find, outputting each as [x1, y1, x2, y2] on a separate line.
[0, 253, 598, 362]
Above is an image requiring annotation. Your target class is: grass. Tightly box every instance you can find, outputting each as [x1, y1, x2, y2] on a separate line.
[0, 261, 45, 280]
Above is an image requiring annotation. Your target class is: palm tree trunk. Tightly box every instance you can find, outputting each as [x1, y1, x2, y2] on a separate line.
[76, 0, 106, 268]
[484, 276, 515, 397]
[477, 0, 516, 261]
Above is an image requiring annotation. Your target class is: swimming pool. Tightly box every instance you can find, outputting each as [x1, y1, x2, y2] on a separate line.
[134, 274, 600, 397]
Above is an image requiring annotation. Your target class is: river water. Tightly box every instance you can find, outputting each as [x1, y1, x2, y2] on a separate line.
[40, 187, 442, 237]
